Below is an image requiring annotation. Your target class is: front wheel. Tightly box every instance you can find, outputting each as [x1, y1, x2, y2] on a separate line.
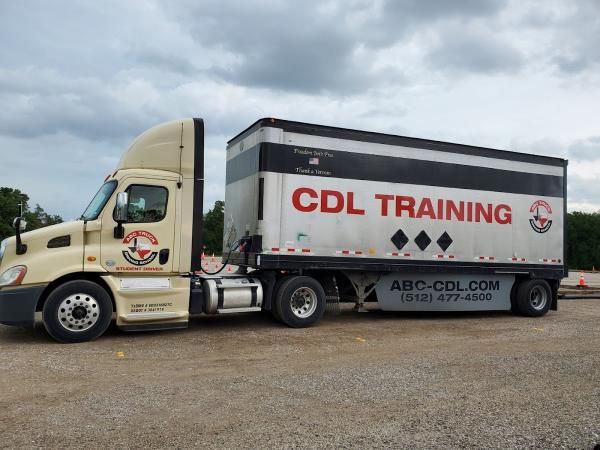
[515, 279, 552, 317]
[42, 280, 113, 343]
[274, 276, 326, 328]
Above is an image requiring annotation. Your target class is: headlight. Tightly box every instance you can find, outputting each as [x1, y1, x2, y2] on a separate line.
[0, 239, 7, 261]
[0, 266, 27, 287]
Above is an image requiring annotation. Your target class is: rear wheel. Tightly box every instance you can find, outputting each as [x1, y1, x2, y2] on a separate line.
[515, 279, 551, 317]
[274, 276, 325, 328]
[43, 280, 113, 343]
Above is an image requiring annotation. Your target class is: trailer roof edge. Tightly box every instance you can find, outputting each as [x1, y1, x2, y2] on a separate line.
[227, 118, 566, 168]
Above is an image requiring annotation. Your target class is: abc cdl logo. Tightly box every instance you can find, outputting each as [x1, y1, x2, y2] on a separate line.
[529, 200, 552, 233]
[122, 230, 159, 265]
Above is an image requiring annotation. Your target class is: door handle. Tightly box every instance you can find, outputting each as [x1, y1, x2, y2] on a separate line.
[159, 249, 170, 265]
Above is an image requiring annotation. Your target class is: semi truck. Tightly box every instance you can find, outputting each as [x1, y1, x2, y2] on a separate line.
[0, 118, 567, 342]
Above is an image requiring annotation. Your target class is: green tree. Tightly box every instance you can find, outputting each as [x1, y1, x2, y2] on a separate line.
[0, 187, 63, 241]
[566, 211, 600, 270]
[203, 200, 224, 254]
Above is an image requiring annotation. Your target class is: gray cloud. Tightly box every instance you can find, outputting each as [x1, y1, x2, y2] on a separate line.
[541, 1, 600, 75]
[568, 174, 600, 209]
[0, 68, 164, 141]
[568, 136, 600, 161]
[426, 29, 525, 74]
[162, 0, 508, 93]
[128, 48, 199, 75]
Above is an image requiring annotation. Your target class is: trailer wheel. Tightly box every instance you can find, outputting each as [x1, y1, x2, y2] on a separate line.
[274, 276, 326, 328]
[42, 280, 113, 343]
[515, 279, 552, 317]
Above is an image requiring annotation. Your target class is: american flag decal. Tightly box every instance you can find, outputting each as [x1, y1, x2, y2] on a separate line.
[309, 157, 319, 165]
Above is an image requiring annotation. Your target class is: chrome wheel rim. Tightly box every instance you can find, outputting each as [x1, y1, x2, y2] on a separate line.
[290, 287, 318, 318]
[57, 293, 100, 332]
[529, 286, 548, 311]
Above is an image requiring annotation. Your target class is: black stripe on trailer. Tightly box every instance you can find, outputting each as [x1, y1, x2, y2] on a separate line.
[227, 118, 566, 168]
[190, 118, 205, 273]
[227, 143, 564, 198]
[230, 252, 565, 280]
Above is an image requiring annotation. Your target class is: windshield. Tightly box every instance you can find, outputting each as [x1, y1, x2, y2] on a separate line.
[81, 180, 117, 221]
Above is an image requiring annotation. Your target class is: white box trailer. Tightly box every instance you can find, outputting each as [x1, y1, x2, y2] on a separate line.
[225, 118, 567, 314]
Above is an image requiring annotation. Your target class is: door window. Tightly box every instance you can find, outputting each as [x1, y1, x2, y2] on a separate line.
[123, 185, 168, 223]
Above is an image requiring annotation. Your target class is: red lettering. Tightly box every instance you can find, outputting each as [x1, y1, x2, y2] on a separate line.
[292, 187, 318, 212]
[495, 204, 512, 224]
[475, 203, 493, 223]
[416, 197, 436, 219]
[446, 200, 464, 221]
[375, 194, 394, 216]
[396, 196, 416, 218]
[321, 190, 344, 213]
[347, 192, 365, 215]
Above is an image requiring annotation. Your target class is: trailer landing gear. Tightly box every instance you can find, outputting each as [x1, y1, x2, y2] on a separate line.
[344, 272, 380, 313]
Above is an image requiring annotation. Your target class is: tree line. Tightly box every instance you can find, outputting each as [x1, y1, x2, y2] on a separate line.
[1, 187, 599, 269]
[0, 187, 63, 241]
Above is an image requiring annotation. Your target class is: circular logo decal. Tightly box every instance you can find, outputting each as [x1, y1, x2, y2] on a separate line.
[122, 230, 159, 266]
[529, 200, 552, 233]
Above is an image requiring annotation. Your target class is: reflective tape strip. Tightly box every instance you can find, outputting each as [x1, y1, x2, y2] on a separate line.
[267, 247, 312, 254]
[509, 257, 527, 262]
[433, 254, 456, 259]
[539, 258, 561, 263]
[386, 252, 413, 257]
[476, 256, 496, 261]
[336, 250, 363, 255]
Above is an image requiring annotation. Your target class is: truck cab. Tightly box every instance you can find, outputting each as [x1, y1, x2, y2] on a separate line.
[0, 118, 207, 341]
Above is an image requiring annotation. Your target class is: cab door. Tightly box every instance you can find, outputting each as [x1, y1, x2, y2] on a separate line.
[101, 178, 177, 274]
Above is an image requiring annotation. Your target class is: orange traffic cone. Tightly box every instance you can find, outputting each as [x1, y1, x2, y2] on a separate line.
[227, 265, 232, 273]
[579, 271, 586, 288]
[210, 253, 215, 263]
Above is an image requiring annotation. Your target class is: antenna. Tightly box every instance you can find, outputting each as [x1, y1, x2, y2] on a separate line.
[18, 201, 23, 217]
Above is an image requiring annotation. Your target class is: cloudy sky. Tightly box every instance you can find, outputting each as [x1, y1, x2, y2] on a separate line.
[0, 0, 599, 220]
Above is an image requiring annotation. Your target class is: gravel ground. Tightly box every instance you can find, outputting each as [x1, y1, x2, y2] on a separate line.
[1, 301, 599, 449]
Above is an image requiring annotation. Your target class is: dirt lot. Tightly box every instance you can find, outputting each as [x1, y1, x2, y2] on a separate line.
[1, 301, 599, 449]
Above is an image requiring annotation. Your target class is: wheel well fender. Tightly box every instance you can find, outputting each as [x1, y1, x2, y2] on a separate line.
[36, 273, 116, 312]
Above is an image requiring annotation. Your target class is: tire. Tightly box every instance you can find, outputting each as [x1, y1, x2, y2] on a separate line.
[43, 280, 113, 343]
[274, 276, 326, 328]
[515, 279, 552, 317]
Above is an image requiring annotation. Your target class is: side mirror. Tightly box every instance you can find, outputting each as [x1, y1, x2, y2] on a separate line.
[113, 192, 128, 239]
[12, 217, 27, 232]
[115, 192, 129, 223]
[12, 217, 27, 255]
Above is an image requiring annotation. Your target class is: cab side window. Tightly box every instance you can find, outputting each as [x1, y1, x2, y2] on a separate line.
[125, 185, 168, 223]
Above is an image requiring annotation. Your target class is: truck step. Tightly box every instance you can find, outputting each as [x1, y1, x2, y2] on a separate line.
[216, 307, 262, 314]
